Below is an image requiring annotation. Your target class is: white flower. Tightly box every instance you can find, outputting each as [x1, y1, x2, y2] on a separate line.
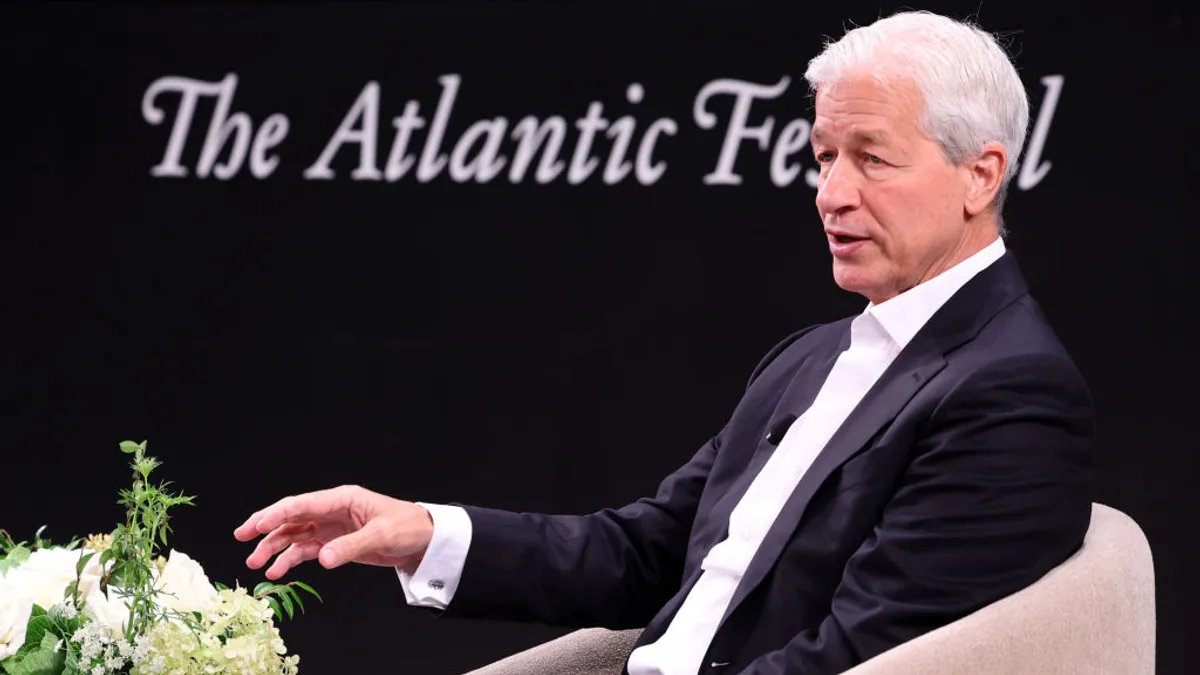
[4, 548, 104, 611]
[154, 550, 219, 615]
[47, 602, 77, 622]
[0, 574, 33, 660]
[71, 622, 112, 664]
[82, 583, 132, 640]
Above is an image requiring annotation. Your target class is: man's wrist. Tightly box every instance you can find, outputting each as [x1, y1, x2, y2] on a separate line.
[400, 505, 435, 575]
[396, 503, 472, 609]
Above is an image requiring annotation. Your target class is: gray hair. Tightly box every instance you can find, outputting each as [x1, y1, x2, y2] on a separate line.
[804, 11, 1029, 222]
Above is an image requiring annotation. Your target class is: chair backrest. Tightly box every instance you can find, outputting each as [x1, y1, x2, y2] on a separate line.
[463, 503, 1155, 675]
[841, 502, 1156, 675]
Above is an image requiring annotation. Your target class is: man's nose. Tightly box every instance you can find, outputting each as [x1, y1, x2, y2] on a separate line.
[814, 159, 861, 215]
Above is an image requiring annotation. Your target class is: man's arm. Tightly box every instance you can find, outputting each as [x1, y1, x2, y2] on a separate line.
[733, 353, 1096, 675]
[391, 436, 717, 625]
[406, 325, 825, 629]
[234, 321, 810, 614]
[434, 433, 721, 628]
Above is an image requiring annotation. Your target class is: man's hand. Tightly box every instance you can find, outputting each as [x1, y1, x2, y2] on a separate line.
[233, 485, 434, 580]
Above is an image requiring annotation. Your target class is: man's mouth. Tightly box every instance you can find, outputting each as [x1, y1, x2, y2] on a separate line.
[831, 233, 867, 244]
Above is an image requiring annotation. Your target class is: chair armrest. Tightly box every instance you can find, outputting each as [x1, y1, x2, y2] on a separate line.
[463, 628, 643, 675]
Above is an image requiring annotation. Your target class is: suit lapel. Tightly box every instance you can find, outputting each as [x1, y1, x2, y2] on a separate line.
[704, 327, 850, 545]
[637, 327, 850, 654]
[718, 347, 946, 625]
[714, 250, 1030, 628]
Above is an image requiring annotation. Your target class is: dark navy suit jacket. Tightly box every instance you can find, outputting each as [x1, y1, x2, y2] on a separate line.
[439, 251, 1095, 674]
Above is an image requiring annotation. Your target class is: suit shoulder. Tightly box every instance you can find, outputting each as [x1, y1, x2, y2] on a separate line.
[973, 295, 1083, 371]
[948, 295, 1092, 403]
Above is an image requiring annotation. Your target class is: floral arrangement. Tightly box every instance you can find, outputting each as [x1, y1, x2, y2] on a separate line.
[0, 441, 319, 675]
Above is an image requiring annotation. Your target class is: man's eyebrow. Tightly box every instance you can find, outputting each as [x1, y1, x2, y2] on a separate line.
[854, 129, 892, 146]
[809, 127, 894, 146]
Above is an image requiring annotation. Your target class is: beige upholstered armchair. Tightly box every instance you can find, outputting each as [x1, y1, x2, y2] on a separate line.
[464, 503, 1155, 675]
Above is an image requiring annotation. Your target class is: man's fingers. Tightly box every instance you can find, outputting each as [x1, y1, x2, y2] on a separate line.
[319, 519, 392, 569]
[236, 486, 358, 541]
[265, 541, 323, 581]
[245, 522, 314, 570]
[234, 507, 271, 541]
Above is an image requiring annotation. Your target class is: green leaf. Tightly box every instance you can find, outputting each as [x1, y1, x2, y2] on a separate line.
[1, 629, 64, 675]
[266, 598, 283, 622]
[0, 546, 31, 575]
[279, 591, 294, 620]
[74, 552, 95, 577]
[286, 587, 305, 613]
[6, 546, 31, 565]
[291, 581, 322, 603]
[214, 581, 229, 591]
[17, 616, 55, 657]
[118, 440, 141, 454]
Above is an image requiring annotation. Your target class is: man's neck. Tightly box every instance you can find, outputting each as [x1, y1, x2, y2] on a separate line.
[920, 222, 1000, 287]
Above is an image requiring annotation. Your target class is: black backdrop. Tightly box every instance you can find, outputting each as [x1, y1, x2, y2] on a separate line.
[2, 2, 1195, 673]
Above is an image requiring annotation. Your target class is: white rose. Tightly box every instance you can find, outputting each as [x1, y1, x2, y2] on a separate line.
[0, 574, 33, 660]
[155, 550, 219, 615]
[82, 583, 132, 640]
[4, 548, 104, 611]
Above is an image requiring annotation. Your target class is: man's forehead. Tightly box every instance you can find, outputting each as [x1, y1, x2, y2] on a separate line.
[812, 74, 923, 116]
[810, 80, 922, 146]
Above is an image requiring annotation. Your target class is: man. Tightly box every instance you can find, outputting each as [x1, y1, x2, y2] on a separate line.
[235, 11, 1094, 674]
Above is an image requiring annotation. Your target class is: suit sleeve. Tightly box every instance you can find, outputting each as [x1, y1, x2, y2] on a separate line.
[437, 431, 720, 629]
[434, 325, 823, 629]
[735, 353, 1096, 675]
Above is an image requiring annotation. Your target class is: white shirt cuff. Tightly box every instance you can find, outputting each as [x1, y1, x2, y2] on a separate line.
[395, 502, 472, 609]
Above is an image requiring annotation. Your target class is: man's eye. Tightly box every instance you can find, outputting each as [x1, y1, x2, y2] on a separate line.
[816, 151, 835, 162]
[866, 154, 885, 165]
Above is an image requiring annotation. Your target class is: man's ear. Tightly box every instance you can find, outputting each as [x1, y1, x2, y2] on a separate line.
[964, 141, 1007, 216]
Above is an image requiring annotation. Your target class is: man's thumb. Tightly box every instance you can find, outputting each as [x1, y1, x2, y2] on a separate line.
[319, 521, 384, 569]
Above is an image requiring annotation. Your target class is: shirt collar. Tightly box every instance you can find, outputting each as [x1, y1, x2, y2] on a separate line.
[865, 237, 1007, 350]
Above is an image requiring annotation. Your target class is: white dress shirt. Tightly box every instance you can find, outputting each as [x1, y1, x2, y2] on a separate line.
[398, 238, 1006, 674]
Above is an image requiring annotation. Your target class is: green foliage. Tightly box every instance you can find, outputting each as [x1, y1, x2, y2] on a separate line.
[0, 527, 82, 577]
[0, 546, 30, 576]
[0, 630, 64, 675]
[0, 530, 16, 555]
[31, 526, 78, 553]
[105, 440, 197, 640]
[1, 605, 85, 675]
[252, 581, 323, 622]
[1, 439, 322, 673]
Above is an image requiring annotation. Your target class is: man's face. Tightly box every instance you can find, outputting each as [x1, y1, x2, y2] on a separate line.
[810, 73, 979, 304]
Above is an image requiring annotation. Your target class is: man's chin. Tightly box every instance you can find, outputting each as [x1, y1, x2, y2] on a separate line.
[831, 264, 882, 301]
[831, 263, 868, 291]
